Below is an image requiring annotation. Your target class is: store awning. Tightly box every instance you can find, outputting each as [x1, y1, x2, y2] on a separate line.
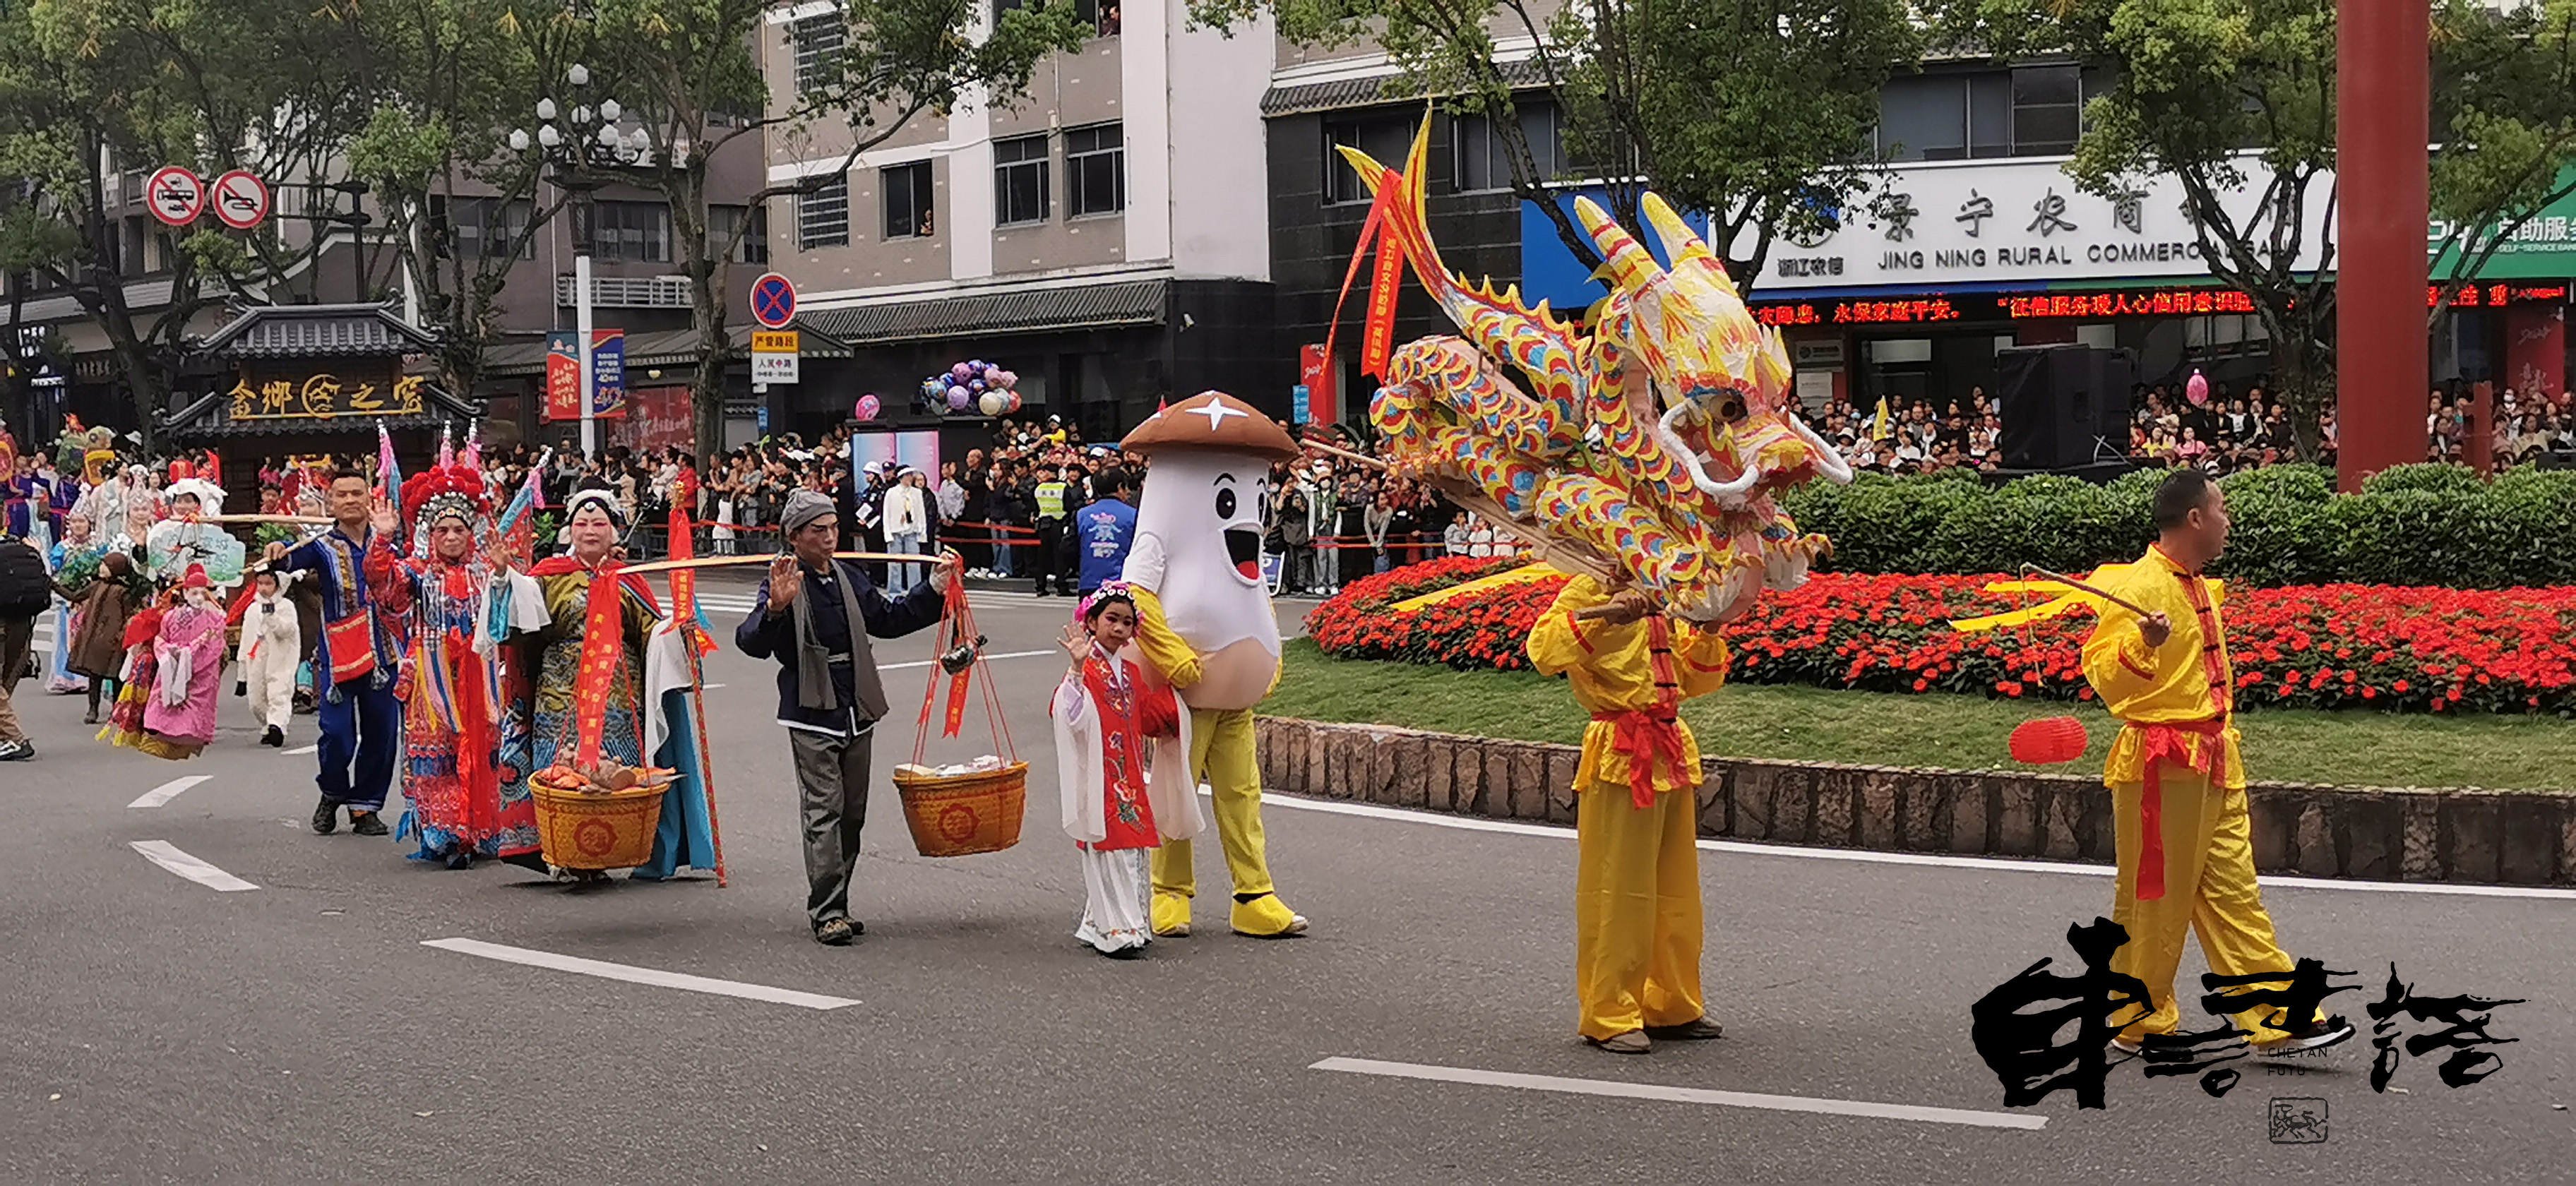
[1261, 61, 1551, 116]
[799, 279, 1167, 346]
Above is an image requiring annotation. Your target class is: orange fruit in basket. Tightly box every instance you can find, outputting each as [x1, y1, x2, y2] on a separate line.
[2009, 716, 2089, 765]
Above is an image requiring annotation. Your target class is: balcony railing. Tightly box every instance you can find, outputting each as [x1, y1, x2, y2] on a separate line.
[557, 272, 694, 308]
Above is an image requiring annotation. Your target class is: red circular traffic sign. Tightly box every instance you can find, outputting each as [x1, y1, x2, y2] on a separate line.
[146, 167, 205, 227]
[211, 170, 270, 230]
[749, 272, 797, 330]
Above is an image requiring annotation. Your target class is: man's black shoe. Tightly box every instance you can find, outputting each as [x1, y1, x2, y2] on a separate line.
[312, 795, 338, 834]
[0, 739, 32, 762]
[1644, 1017, 1725, 1041]
[262, 726, 285, 748]
[2254, 1014, 2356, 1056]
[349, 810, 389, 837]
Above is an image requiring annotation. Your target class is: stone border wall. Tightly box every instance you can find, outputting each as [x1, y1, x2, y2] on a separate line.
[1253, 717, 2576, 887]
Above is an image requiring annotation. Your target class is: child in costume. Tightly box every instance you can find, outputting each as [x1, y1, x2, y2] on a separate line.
[1527, 576, 1736, 1054]
[1050, 580, 1203, 957]
[1117, 390, 1309, 939]
[236, 569, 301, 748]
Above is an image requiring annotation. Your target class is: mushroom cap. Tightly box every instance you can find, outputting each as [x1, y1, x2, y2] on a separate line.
[1119, 390, 1301, 461]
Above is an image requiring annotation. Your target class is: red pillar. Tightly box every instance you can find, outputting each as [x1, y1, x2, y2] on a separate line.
[2335, 0, 2431, 491]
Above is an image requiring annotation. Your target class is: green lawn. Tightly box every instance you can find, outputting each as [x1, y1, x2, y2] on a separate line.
[1265, 639, 2570, 791]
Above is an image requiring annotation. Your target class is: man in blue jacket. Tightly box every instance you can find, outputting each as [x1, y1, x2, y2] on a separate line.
[737, 489, 951, 945]
[1073, 467, 1139, 597]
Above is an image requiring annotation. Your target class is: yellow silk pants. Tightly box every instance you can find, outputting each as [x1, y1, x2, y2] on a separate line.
[1575, 780, 1706, 1041]
[2109, 767, 2298, 1043]
[1152, 707, 1275, 900]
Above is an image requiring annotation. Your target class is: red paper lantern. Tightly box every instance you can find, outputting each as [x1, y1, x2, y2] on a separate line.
[2009, 716, 2089, 765]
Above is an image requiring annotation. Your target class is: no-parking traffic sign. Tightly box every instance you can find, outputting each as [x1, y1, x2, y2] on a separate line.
[749, 272, 798, 330]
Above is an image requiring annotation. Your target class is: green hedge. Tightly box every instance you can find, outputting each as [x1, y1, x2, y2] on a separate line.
[1777, 462, 2576, 589]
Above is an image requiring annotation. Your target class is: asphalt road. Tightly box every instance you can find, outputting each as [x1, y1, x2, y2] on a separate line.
[5, 573, 2571, 1185]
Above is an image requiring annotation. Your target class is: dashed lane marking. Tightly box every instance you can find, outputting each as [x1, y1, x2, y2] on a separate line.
[1313, 1058, 2046, 1131]
[128, 775, 212, 808]
[129, 841, 258, 892]
[421, 938, 860, 1010]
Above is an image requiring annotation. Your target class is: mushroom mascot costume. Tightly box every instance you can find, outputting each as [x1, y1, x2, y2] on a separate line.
[1119, 390, 1309, 938]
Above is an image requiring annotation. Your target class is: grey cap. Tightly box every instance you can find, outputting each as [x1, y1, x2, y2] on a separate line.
[782, 488, 837, 533]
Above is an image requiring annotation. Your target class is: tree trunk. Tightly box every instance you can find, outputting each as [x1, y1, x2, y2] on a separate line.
[2266, 304, 2330, 462]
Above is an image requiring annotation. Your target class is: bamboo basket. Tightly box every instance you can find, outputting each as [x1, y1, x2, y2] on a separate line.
[892, 761, 1029, 857]
[531, 778, 669, 870]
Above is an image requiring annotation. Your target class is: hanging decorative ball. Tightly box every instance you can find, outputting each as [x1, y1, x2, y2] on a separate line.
[978, 390, 1008, 417]
[2186, 370, 2210, 407]
[946, 386, 972, 410]
[855, 394, 880, 421]
[950, 363, 972, 382]
[2008, 716, 2090, 765]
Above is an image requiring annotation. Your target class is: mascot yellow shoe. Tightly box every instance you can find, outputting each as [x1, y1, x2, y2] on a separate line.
[1152, 890, 1193, 938]
[1119, 392, 1312, 941]
[1229, 892, 1308, 938]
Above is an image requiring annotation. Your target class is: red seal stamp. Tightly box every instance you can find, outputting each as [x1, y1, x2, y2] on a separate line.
[937, 803, 979, 844]
[573, 817, 619, 859]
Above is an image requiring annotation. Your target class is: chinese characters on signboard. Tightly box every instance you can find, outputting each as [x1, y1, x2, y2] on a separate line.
[227, 373, 426, 421]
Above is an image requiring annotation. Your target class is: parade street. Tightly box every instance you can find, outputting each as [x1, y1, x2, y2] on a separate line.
[4, 575, 2570, 1185]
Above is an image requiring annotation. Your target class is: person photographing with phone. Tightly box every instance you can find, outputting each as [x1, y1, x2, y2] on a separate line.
[735, 489, 953, 945]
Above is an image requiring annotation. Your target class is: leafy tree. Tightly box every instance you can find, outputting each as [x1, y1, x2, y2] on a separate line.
[2427, 0, 2576, 323]
[1190, 0, 1921, 289]
[343, 0, 578, 402]
[0, 0, 366, 446]
[1940, 0, 2342, 459]
[586, 0, 1088, 456]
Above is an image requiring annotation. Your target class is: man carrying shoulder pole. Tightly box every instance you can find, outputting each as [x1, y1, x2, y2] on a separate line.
[736, 489, 952, 945]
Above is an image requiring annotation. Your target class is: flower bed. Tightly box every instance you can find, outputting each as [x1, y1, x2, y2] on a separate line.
[1306, 558, 2576, 715]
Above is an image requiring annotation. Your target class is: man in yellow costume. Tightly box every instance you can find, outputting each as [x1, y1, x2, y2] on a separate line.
[1527, 575, 1733, 1054]
[1118, 391, 1308, 939]
[2079, 468, 2353, 1057]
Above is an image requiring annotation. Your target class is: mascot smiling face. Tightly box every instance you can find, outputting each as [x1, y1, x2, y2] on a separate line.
[1119, 391, 1304, 710]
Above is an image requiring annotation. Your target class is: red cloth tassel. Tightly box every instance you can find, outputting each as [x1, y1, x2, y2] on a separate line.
[1595, 709, 1688, 811]
[2128, 719, 2228, 902]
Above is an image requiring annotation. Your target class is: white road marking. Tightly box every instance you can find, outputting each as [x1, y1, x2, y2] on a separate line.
[127, 775, 213, 808]
[421, 938, 859, 1010]
[1260, 793, 2576, 902]
[282, 743, 318, 755]
[129, 841, 258, 892]
[879, 649, 1055, 672]
[1313, 1057, 2046, 1131]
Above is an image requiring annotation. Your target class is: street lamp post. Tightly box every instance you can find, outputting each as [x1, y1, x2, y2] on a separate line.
[512, 64, 649, 461]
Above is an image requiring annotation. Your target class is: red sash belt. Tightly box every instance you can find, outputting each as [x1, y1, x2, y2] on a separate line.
[2125, 717, 2229, 902]
[1594, 709, 1686, 810]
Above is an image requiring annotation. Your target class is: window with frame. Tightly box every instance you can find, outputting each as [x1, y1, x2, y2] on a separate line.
[883, 161, 934, 239]
[709, 203, 770, 264]
[1324, 116, 1421, 205]
[1452, 102, 1568, 193]
[1065, 123, 1124, 216]
[797, 176, 851, 248]
[2010, 65, 2081, 156]
[792, 13, 847, 95]
[578, 200, 672, 263]
[994, 133, 1050, 225]
[432, 196, 535, 259]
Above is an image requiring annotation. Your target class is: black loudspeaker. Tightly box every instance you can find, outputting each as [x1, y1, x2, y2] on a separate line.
[1997, 345, 2136, 470]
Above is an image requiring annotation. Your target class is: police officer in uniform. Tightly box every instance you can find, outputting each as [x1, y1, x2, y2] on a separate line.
[1031, 463, 1073, 597]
